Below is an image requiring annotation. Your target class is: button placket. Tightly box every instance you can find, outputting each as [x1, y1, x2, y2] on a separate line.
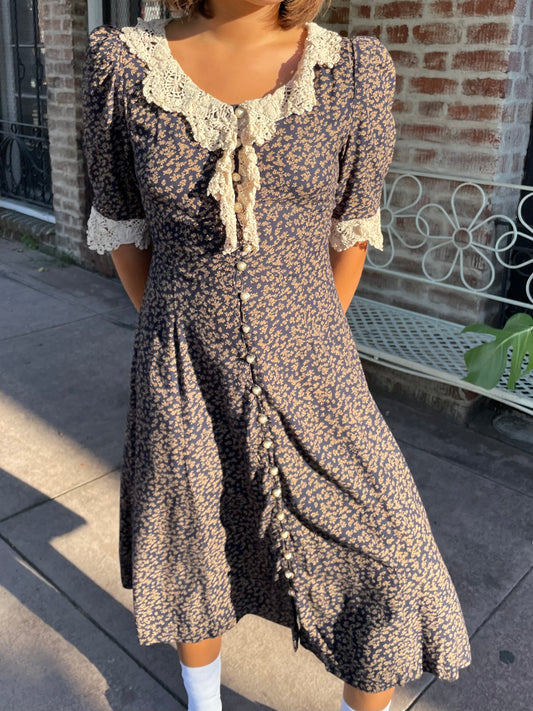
[237, 302, 297, 597]
[230, 103, 297, 611]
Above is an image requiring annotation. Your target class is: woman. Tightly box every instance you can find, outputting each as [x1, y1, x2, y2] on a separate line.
[81, 0, 472, 709]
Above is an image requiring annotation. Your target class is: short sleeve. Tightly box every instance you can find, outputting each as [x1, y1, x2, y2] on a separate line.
[329, 37, 396, 252]
[82, 26, 151, 255]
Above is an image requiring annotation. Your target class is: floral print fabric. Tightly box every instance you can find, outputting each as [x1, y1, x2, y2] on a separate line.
[81, 19, 471, 693]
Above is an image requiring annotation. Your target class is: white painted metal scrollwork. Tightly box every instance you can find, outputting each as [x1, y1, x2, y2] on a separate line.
[369, 169, 533, 310]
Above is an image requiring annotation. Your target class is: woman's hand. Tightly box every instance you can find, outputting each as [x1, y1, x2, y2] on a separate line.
[111, 242, 153, 313]
[328, 240, 368, 313]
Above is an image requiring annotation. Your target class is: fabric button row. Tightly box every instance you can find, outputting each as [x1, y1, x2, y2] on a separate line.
[234, 239, 296, 596]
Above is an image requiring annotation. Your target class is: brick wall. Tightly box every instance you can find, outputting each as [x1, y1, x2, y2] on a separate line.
[318, 1, 533, 414]
[320, 0, 533, 324]
[327, 0, 533, 181]
[38, 0, 105, 270]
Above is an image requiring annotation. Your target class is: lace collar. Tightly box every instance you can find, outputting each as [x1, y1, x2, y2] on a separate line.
[119, 17, 343, 254]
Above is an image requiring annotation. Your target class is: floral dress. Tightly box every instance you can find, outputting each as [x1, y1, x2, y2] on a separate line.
[81, 16, 471, 693]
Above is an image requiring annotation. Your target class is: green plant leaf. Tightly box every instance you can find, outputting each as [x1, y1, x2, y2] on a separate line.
[461, 313, 533, 391]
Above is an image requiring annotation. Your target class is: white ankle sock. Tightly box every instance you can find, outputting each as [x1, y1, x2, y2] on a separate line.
[340, 697, 392, 711]
[179, 651, 222, 711]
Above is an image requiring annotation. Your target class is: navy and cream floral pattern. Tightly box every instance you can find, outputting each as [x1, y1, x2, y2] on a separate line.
[81, 17, 471, 693]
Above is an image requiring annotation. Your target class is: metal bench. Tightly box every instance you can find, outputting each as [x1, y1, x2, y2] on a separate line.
[346, 169, 533, 417]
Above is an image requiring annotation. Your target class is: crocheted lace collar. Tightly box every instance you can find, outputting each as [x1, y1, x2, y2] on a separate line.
[119, 17, 343, 254]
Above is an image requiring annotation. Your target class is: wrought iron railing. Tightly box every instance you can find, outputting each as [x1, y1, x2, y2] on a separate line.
[368, 169, 533, 321]
[346, 168, 533, 413]
[0, 119, 52, 209]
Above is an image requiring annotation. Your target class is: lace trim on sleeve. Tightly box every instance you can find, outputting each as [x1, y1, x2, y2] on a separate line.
[329, 212, 383, 252]
[86, 206, 151, 254]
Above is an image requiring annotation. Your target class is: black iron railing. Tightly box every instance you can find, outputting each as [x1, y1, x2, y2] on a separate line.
[0, 119, 52, 208]
[0, 0, 51, 210]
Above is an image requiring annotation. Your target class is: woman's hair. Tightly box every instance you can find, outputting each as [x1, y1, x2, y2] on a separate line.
[163, 0, 332, 30]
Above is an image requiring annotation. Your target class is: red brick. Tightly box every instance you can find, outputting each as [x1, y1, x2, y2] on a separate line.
[395, 75, 405, 92]
[462, 77, 507, 97]
[413, 148, 438, 163]
[502, 104, 516, 122]
[508, 51, 523, 72]
[375, 1, 423, 18]
[458, 0, 515, 16]
[411, 77, 458, 94]
[430, 0, 453, 16]
[496, 154, 509, 177]
[390, 50, 419, 67]
[49, 32, 73, 47]
[353, 26, 382, 39]
[392, 99, 410, 112]
[514, 78, 529, 98]
[447, 103, 501, 120]
[419, 101, 446, 117]
[41, 17, 62, 31]
[413, 23, 462, 44]
[387, 25, 409, 43]
[424, 51, 447, 70]
[466, 22, 511, 43]
[502, 125, 528, 147]
[393, 144, 410, 163]
[517, 103, 533, 122]
[325, 6, 349, 23]
[72, 1, 88, 15]
[47, 48, 74, 61]
[441, 150, 498, 175]
[515, 0, 527, 17]
[522, 24, 533, 46]
[356, 5, 372, 18]
[458, 128, 500, 146]
[401, 123, 451, 141]
[452, 50, 508, 71]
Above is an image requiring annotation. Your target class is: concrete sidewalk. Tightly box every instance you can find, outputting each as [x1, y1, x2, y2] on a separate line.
[0, 235, 532, 711]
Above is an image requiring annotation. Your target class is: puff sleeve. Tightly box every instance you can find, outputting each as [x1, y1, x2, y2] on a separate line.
[82, 26, 151, 254]
[329, 37, 396, 252]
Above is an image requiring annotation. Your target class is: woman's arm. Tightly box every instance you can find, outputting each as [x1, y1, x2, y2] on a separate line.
[111, 242, 153, 313]
[328, 240, 368, 313]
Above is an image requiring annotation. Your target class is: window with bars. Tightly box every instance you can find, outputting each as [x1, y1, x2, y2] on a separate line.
[0, 0, 52, 210]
